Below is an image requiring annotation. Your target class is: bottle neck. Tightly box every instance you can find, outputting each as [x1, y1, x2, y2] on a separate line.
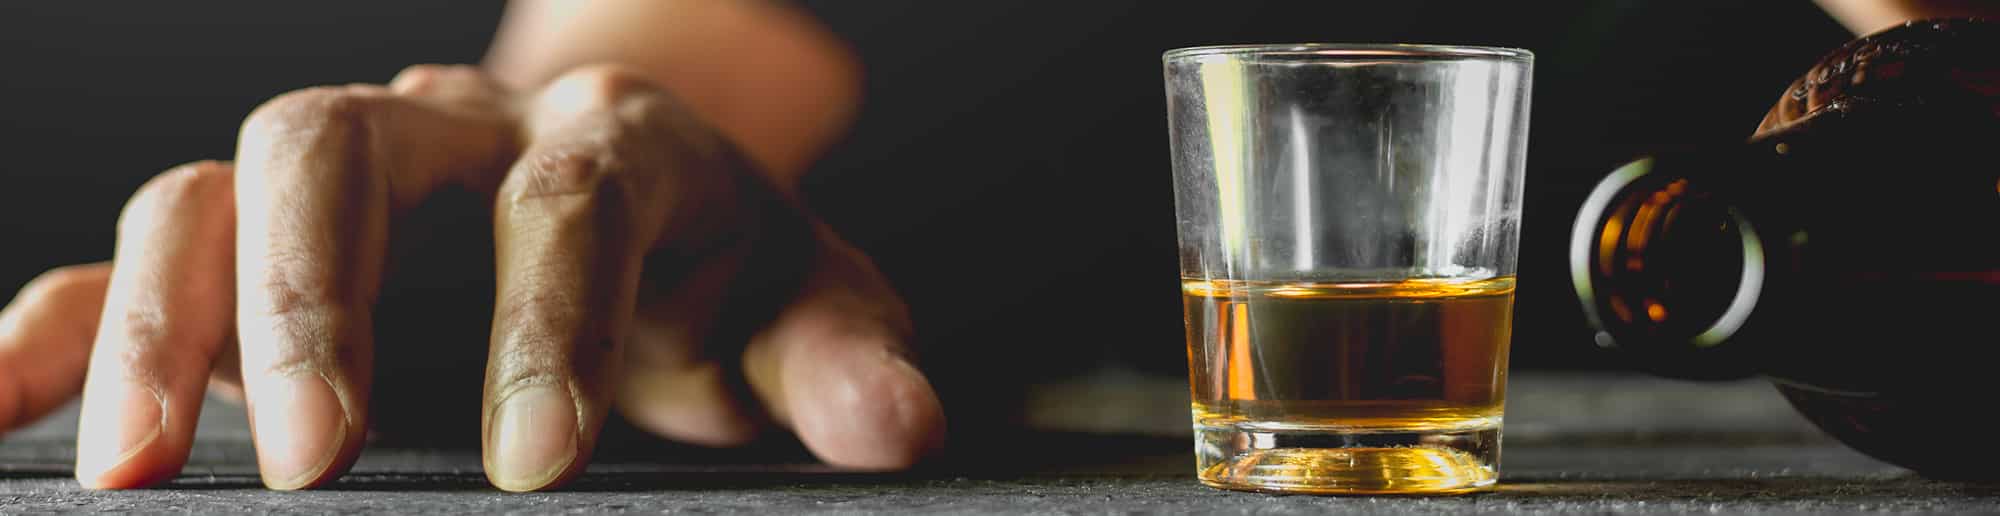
[1571, 146, 1772, 380]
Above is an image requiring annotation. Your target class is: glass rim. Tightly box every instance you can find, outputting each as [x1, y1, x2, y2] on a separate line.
[1163, 43, 1533, 62]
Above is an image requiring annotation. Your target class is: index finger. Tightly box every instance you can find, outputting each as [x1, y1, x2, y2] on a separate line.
[232, 83, 517, 489]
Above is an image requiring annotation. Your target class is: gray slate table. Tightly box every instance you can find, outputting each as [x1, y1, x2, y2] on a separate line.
[5, 372, 1997, 514]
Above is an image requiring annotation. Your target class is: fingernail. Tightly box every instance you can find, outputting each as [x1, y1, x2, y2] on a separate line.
[252, 374, 346, 490]
[487, 383, 578, 492]
[74, 382, 165, 486]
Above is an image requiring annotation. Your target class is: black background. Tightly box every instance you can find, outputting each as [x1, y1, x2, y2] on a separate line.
[0, 2, 1853, 432]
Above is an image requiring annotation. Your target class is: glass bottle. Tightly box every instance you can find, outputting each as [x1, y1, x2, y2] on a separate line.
[1571, 18, 2000, 478]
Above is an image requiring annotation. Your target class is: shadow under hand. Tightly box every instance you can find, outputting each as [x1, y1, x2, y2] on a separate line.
[153, 428, 1189, 493]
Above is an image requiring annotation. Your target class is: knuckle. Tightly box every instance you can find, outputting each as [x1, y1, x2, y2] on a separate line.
[493, 287, 582, 341]
[117, 307, 171, 348]
[489, 286, 611, 382]
[16, 264, 102, 305]
[545, 64, 656, 110]
[239, 86, 387, 157]
[504, 146, 631, 203]
[247, 302, 348, 378]
[102, 306, 209, 389]
[388, 64, 481, 95]
[256, 250, 334, 317]
[168, 160, 234, 181]
[110, 309, 176, 376]
[387, 64, 447, 94]
[118, 161, 231, 233]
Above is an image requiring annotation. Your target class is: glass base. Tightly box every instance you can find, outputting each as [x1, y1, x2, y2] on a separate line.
[1194, 419, 1500, 495]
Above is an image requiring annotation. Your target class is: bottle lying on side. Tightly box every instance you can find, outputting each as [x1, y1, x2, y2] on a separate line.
[1571, 18, 2000, 479]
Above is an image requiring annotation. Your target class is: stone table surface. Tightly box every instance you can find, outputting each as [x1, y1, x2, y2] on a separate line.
[5, 372, 1997, 514]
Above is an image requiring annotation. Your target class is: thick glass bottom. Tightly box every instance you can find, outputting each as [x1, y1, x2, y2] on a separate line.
[1194, 419, 1500, 495]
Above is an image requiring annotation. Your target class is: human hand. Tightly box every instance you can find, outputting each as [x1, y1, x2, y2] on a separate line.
[0, 64, 945, 491]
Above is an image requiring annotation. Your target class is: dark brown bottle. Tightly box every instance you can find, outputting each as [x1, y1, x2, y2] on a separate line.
[1571, 18, 2000, 478]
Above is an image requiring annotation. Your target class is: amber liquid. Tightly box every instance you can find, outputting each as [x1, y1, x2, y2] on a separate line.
[1182, 276, 1515, 494]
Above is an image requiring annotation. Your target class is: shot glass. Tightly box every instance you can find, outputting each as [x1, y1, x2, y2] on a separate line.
[1164, 43, 1532, 495]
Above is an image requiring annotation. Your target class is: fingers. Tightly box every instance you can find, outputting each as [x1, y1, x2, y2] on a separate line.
[233, 82, 517, 490]
[613, 165, 817, 449]
[616, 246, 765, 448]
[743, 228, 945, 470]
[483, 66, 707, 492]
[205, 341, 244, 405]
[72, 162, 237, 489]
[0, 263, 110, 435]
[496, 65, 945, 472]
[389, 64, 513, 113]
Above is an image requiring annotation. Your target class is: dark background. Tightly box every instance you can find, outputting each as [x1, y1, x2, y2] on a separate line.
[0, 2, 1853, 431]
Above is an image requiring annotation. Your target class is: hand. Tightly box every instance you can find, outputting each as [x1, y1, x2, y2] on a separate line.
[0, 64, 945, 491]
